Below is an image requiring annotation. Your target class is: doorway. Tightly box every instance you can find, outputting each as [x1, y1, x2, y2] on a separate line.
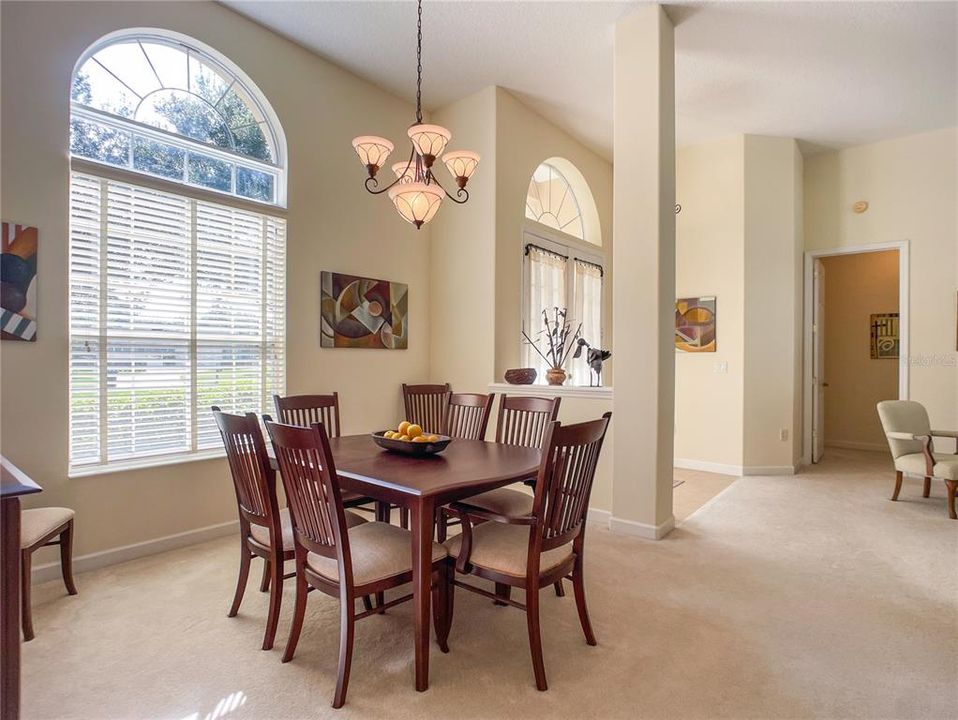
[803, 242, 909, 465]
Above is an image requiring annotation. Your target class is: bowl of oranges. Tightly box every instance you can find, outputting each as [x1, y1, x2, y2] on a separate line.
[372, 421, 452, 456]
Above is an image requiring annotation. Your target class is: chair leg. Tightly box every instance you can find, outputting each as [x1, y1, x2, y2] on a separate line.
[572, 557, 597, 646]
[262, 552, 284, 651]
[494, 582, 511, 606]
[259, 558, 271, 592]
[375, 501, 390, 523]
[399, 507, 410, 530]
[443, 560, 456, 640]
[923, 477, 931, 498]
[362, 596, 373, 613]
[525, 585, 548, 691]
[437, 509, 448, 543]
[229, 542, 252, 618]
[60, 521, 78, 596]
[21, 550, 34, 642]
[332, 592, 356, 709]
[282, 572, 308, 663]
[891, 471, 903, 501]
[433, 565, 450, 653]
[375, 591, 385, 614]
[553, 580, 565, 597]
[946, 480, 957, 520]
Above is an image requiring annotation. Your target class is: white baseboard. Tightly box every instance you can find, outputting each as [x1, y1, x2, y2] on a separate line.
[742, 465, 797, 476]
[825, 440, 887, 453]
[587, 508, 612, 527]
[674, 458, 744, 476]
[609, 514, 675, 540]
[32, 519, 238, 584]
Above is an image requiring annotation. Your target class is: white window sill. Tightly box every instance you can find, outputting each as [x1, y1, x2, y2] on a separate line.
[69, 449, 226, 478]
[488, 382, 613, 400]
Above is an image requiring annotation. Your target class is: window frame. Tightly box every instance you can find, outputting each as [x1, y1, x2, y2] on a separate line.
[521, 220, 605, 386]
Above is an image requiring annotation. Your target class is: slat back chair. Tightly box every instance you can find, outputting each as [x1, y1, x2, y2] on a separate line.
[264, 419, 450, 708]
[496, 394, 561, 449]
[212, 407, 288, 650]
[444, 392, 495, 440]
[402, 383, 451, 435]
[445, 412, 612, 692]
[273, 393, 341, 438]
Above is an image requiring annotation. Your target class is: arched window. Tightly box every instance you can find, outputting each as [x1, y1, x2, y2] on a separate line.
[71, 32, 284, 204]
[68, 31, 287, 473]
[522, 159, 604, 386]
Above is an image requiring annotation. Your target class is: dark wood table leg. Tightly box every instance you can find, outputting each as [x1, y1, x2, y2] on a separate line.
[1, 497, 22, 720]
[410, 496, 435, 692]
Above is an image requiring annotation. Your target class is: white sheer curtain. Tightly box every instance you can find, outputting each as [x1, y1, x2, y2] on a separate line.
[572, 259, 603, 385]
[524, 245, 567, 381]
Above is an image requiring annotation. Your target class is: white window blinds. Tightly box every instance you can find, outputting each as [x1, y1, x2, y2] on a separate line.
[69, 172, 286, 470]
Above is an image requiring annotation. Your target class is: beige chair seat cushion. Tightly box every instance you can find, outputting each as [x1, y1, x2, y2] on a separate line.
[895, 453, 958, 480]
[21, 507, 74, 549]
[250, 508, 366, 551]
[307, 521, 447, 586]
[444, 521, 573, 578]
[462, 487, 533, 516]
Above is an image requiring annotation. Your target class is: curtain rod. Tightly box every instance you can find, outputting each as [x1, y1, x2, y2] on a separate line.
[524, 242, 568, 260]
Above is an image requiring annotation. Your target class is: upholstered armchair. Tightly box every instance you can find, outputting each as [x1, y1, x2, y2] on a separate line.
[876, 400, 958, 519]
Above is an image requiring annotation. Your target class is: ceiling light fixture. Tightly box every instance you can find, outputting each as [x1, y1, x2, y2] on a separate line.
[351, 0, 478, 229]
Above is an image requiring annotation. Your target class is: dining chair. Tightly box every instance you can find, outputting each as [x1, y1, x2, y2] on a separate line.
[877, 400, 958, 518]
[442, 412, 612, 691]
[212, 407, 368, 651]
[402, 383, 451, 435]
[20, 507, 77, 641]
[273, 393, 388, 523]
[264, 418, 450, 709]
[444, 392, 495, 440]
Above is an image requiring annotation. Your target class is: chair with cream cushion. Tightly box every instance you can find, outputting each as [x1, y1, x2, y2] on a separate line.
[265, 418, 449, 709]
[20, 507, 77, 641]
[877, 400, 958, 519]
[212, 407, 368, 652]
[443, 413, 612, 691]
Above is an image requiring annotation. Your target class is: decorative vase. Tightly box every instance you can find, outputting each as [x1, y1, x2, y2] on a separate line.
[504, 368, 537, 385]
[545, 367, 567, 386]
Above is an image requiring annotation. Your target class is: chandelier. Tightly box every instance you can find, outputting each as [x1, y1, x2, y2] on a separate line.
[351, 0, 479, 229]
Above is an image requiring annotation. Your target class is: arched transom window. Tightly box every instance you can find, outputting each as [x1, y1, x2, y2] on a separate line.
[71, 33, 284, 204]
[525, 162, 583, 240]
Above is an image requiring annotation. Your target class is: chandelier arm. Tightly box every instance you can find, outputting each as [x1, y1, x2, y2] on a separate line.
[364, 174, 403, 195]
[429, 172, 470, 204]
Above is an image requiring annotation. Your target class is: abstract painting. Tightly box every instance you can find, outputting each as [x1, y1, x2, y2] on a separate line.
[675, 296, 716, 352]
[321, 271, 408, 349]
[870, 313, 899, 359]
[1, 222, 38, 342]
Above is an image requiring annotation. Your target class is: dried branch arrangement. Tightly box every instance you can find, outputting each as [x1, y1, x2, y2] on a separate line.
[522, 307, 582, 370]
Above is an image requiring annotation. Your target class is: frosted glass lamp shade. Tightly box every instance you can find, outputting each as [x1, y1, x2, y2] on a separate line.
[441, 150, 480, 188]
[351, 136, 394, 175]
[407, 124, 451, 164]
[388, 182, 444, 228]
[392, 161, 417, 183]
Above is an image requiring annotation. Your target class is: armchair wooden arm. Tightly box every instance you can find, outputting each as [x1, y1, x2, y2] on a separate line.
[886, 431, 936, 475]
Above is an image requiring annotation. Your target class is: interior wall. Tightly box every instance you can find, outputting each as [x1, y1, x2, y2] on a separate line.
[804, 128, 958, 432]
[674, 137, 746, 469]
[0, 0, 431, 560]
[821, 251, 900, 450]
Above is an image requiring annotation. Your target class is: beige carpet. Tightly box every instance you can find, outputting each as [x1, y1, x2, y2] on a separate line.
[21, 449, 957, 719]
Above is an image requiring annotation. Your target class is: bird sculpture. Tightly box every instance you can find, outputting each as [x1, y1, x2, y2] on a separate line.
[573, 338, 612, 387]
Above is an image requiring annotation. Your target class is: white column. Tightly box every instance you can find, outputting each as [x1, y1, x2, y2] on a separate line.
[610, 5, 676, 539]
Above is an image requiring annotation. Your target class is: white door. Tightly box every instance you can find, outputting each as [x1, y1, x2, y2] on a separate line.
[812, 258, 826, 463]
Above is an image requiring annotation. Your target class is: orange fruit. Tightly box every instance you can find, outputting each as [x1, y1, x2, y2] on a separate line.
[398, 434, 410, 442]
[411, 436, 429, 443]
[383, 431, 395, 439]
[426, 435, 440, 442]
[398, 421, 411, 435]
[407, 424, 423, 439]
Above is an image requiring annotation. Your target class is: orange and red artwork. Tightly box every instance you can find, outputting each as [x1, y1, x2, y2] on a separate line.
[1, 222, 38, 342]
[321, 271, 408, 349]
[675, 296, 715, 352]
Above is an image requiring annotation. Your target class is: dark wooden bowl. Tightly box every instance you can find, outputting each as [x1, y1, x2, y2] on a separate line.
[371, 431, 452, 456]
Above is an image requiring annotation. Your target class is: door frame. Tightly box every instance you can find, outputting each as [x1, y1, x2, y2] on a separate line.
[801, 240, 910, 467]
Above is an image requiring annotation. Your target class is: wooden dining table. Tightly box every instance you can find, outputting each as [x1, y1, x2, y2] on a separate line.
[269, 433, 540, 692]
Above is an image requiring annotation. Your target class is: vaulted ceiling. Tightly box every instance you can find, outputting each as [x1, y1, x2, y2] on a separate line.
[224, 1, 957, 160]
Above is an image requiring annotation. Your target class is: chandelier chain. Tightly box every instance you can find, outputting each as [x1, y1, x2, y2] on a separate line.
[416, 0, 423, 123]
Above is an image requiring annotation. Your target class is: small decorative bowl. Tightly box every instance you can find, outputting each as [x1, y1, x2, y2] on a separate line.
[371, 431, 452, 456]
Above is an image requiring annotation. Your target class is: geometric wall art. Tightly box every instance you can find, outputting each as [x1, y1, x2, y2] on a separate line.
[675, 296, 716, 353]
[1, 221, 38, 341]
[870, 312, 899, 359]
[321, 271, 408, 349]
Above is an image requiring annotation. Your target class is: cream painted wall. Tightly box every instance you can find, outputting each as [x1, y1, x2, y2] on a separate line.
[674, 137, 746, 468]
[821, 251, 899, 450]
[0, 1, 431, 560]
[805, 128, 958, 432]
